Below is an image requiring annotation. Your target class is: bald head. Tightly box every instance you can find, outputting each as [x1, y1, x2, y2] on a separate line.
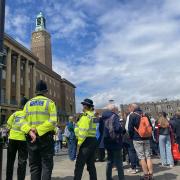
[129, 103, 139, 112]
[106, 104, 119, 113]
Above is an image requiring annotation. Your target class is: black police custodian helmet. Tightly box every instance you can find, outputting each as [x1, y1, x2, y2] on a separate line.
[20, 96, 28, 109]
[36, 80, 48, 94]
[81, 98, 94, 107]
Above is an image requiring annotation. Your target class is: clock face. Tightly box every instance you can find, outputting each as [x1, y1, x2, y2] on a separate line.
[37, 18, 41, 26]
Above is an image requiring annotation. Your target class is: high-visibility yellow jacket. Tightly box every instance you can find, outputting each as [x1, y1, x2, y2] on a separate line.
[75, 110, 97, 146]
[7, 110, 26, 141]
[21, 95, 57, 136]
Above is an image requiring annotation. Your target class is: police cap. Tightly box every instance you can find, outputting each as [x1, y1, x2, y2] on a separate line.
[35, 80, 48, 94]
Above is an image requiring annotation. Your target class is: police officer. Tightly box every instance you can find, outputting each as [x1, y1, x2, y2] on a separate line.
[6, 97, 28, 180]
[21, 80, 57, 180]
[74, 99, 98, 180]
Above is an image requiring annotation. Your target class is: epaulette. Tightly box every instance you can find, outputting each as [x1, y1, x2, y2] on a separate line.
[83, 113, 88, 116]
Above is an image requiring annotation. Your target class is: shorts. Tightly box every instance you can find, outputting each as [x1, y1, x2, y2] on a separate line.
[133, 140, 151, 160]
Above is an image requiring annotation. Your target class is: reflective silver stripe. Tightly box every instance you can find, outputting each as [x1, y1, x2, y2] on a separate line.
[87, 115, 94, 129]
[78, 135, 86, 139]
[13, 123, 26, 127]
[27, 112, 49, 116]
[16, 116, 26, 119]
[11, 127, 21, 132]
[30, 121, 43, 125]
[87, 115, 93, 121]
[50, 113, 57, 116]
[89, 128, 96, 131]
[48, 119, 56, 125]
[32, 98, 48, 101]
[45, 100, 50, 111]
[79, 128, 88, 132]
[14, 117, 21, 123]
[18, 122, 27, 126]
[13, 116, 25, 125]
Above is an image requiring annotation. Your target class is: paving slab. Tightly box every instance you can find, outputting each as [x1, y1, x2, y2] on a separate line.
[2, 149, 180, 180]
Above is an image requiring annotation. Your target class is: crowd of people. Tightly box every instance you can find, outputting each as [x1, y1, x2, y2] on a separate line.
[2, 79, 180, 180]
[60, 102, 180, 180]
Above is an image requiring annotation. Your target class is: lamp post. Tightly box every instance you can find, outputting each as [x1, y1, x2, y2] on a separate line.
[0, 0, 6, 179]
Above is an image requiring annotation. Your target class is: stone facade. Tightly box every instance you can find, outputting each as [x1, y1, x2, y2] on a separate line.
[120, 99, 180, 119]
[0, 15, 76, 125]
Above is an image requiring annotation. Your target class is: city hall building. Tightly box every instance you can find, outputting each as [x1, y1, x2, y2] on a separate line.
[0, 12, 76, 125]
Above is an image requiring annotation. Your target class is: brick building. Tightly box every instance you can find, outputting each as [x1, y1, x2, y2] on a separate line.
[0, 12, 76, 125]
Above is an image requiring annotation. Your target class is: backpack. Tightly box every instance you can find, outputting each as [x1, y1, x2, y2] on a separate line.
[134, 113, 152, 138]
[105, 114, 120, 142]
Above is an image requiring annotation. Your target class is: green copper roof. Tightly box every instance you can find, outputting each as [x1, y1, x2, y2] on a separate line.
[37, 11, 44, 18]
[35, 11, 46, 31]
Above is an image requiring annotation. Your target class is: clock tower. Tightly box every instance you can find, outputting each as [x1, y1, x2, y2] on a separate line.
[31, 12, 52, 69]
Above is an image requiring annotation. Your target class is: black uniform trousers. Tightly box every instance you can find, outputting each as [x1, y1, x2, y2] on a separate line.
[6, 139, 28, 180]
[74, 137, 98, 180]
[27, 132, 54, 180]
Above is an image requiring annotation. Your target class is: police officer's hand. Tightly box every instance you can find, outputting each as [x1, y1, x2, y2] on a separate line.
[31, 128, 37, 134]
[29, 130, 36, 143]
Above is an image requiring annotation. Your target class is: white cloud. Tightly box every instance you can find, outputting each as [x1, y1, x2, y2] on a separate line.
[52, 0, 180, 112]
[42, 2, 87, 40]
[5, 5, 30, 48]
[6, 1, 180, 112]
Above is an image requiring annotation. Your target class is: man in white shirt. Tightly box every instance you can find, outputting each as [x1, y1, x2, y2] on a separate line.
[125, 104, 139, 174]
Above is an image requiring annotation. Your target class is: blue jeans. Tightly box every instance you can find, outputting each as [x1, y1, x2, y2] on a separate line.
[68, 139, 77, 161]
[159, 135, 174, 165]
[106, 150, 125, 180]
[54, 140, 60, 153]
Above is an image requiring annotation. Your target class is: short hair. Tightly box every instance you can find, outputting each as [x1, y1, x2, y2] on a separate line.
[106, 104, 118, 112]
[69, 116, 74, 122]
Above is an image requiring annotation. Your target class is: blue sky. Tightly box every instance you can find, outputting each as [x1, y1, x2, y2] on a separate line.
[5, 0, 180, 111]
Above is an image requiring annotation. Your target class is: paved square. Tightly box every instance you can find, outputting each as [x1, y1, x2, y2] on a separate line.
[2, 149, 180, 180]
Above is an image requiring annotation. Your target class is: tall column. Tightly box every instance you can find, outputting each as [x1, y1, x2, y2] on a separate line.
[5, 48, 11, 104]
[16, 54, 21, 105]
[25, 59, 29, 98]
[32, 63, 36, 96]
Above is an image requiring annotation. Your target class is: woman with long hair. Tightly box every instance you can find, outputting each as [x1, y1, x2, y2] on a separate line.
[158, 112, 174, 167]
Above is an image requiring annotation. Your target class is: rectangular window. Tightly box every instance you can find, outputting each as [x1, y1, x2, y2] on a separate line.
[1, 88, 5, 103]
[2, 69, 6, 79]
[12, 74, 15, 83]
[21, 77, 23, 86]
[21, 64, 24, 70]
